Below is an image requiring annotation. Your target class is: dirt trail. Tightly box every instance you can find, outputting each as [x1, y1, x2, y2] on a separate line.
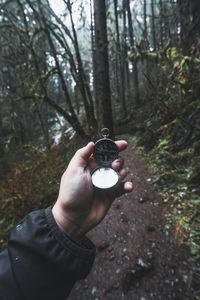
[69, 145, 192, 300]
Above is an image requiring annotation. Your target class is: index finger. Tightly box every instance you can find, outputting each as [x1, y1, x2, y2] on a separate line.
[115, 140, 128, 152]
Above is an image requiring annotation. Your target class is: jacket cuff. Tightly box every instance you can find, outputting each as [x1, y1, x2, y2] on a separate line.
[45, 207, 96, 262]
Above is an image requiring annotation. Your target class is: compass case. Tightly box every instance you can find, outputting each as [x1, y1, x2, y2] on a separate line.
[92, 134, 119, 189]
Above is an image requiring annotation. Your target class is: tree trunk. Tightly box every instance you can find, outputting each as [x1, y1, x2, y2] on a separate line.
[34, 100, 51, 149]
[190, 0, 200, 47]
[143, 0, 147, 45]
[159, 0, 164, 49]
[126, 0, 140, 106]
[66, 0, 97, 131]
[90, 0, 96, 97]
[36, 0, 86, 137]
[177, 0, 191, 50]
[93, 0, 114, 135]
[151, 0, 157, 51]
[113, 0, 121, 102]
[0, 112, 4, 157]
[120, 0, 128, 117]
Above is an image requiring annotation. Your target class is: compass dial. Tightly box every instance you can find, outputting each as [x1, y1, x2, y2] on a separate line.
[93, 138, 118, 166]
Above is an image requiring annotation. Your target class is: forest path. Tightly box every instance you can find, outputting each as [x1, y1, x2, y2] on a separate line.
[69, 143, 192, 300]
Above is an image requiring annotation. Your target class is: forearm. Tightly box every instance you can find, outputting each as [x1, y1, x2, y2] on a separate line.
[0, 207, 95, 300]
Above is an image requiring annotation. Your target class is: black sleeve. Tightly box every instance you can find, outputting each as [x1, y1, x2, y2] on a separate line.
[0, 207, 96, 300]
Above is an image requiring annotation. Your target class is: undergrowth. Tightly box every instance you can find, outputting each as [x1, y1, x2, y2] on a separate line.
[128, 126, 200, 297]
[130, 133, 200, 254]
[128, 47, 200, 297]
[0, 135, 84, 248]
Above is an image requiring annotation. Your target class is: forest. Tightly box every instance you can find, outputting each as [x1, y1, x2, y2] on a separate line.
[0, 0, 200, 299]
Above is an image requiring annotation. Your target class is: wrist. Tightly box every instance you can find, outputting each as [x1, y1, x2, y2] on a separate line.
[52, 203, 85, 243]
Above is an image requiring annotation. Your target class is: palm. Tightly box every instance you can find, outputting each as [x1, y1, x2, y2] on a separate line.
[55, 141, 132, 238]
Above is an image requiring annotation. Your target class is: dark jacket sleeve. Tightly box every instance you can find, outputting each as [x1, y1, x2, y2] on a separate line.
[0, 207, 96, 300]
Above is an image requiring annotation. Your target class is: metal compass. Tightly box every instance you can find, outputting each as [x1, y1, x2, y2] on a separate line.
[92, 128, 119, 189]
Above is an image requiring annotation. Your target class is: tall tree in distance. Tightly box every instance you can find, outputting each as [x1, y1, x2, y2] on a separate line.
[151, 0, 157, 51]
[177, 0, 191, 51]
[143, 0, 147, 46]
[93, 0, 114, 135]
[126, 0, 140, 106]
[159, 0, 164, 49]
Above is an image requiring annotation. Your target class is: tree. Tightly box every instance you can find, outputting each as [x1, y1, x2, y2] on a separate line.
[177, 0, 191, 50]
[126, 0, 140, 106]
[151, 0, 157, 51]
[93, 0, 114, 134]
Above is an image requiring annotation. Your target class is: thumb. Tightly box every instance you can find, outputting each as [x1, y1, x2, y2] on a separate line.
[77, 142, 95, 161]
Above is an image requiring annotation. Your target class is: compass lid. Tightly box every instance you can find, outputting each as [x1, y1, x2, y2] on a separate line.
[93, 129, 118, 167]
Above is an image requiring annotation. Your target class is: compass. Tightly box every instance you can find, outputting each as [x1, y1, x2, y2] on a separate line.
[92, 128, 119, 189]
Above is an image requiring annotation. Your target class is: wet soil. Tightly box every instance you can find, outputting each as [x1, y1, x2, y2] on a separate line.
[69, 145, 193, 300]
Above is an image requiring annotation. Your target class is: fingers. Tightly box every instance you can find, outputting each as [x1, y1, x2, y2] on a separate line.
[112, 156, 124, 170]
[112, 157, 128, 180]
[72, 140, 128, 172]
[124, 181, 133, 193]
[105, 181, 133, 201]
[112, 157, 133, 196]
[115, 181, 133, 198]
[115, 140, 128, 152]
[88, 140, 127, 172]
[119, 168, 128, 180]
[75, 140, 127, 164]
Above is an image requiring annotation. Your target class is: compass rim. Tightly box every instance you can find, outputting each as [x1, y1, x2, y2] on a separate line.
[93, 138, 119, 167]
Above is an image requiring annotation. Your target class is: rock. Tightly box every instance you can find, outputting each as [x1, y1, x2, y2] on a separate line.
[116, 268, 121, 274]
[146, 225, 157, 233]
[120, 212, 129, 223]
[138, 195, 150, 203]
[181, 274, 189, 284]
[108, 245, 114, 252]
[138, 197, 145, 203]
[91, 286, 97, 295]
[109, 254, 115, 261]
[146, 250, 153, 259]
[137, 257, 153, 271]
[163, 198, 169, 203]
[115, 203, 121, 209]
[124, 255, 130, 261]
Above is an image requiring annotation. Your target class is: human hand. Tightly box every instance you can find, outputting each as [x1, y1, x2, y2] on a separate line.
[52, 141, 133, 242]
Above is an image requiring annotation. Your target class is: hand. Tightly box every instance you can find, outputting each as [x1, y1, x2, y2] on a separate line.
[52, 141, 133, 242]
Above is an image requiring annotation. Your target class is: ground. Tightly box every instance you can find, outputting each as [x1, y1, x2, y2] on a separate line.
[69, 144, 193, 300]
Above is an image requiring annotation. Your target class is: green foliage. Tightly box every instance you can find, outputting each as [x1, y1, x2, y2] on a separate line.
[130, 134, 200, 263]
[129, 46, 200, 270]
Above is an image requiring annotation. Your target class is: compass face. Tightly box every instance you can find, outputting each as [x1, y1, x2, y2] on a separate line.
[92, 167, 119, 189]
[93, 138, 118, 167]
